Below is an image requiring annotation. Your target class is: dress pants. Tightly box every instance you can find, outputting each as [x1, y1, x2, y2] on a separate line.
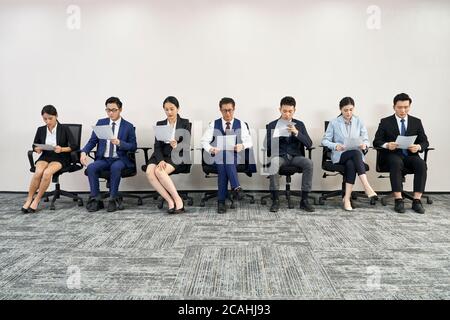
[86, 158, 126, 199]
[386, 153, 427, 193]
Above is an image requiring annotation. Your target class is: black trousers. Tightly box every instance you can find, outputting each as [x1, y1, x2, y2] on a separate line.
[386, 153, 427, 193]
[338, 150, 366, 184]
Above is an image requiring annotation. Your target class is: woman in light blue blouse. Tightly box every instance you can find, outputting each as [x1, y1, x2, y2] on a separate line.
[322, 97, 378, 211]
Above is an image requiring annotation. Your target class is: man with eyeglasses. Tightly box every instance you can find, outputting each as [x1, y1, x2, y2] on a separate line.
[80, 97, 137, 212]
[201, 97, 255, 214]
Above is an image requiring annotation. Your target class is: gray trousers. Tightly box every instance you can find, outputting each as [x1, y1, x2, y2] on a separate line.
[269, 155, 313, 192]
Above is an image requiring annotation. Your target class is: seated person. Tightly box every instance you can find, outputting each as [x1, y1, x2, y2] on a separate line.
[373, 93, 429, 214]
[322, 97, 377, 211]
[22, 105, 77, 213]
[200, 97, 253, 214]
[145, 96, 191, 214]
[265, 96, 315, 213]
[80, 97, 137, 212]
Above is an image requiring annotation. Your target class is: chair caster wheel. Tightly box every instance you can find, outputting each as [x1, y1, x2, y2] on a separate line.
[427, 198, 433, 204]
[50, 205, 56, 210]
[187, 199, 194, 206]
[157, 203, 163, 209]
[370, 198, 376, 206]
[381, 198, 387, 206]
[230, 204, 236, 209]
[288, 202, 294, 209]
[73, 198, 78, 202]
[78, 199, 84, 206]
[138, 199, 143, 206]
[44, 197, 49, 202]
[318, 197, 325, 205]
[250, 199, 255, 204]
[153, 195, 158, 200]
[261, 199, 267, 205]
[351, 194, 358, 200]
[200, 201, 206, 207]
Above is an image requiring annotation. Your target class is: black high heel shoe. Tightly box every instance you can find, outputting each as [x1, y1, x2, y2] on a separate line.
[167, 207, 175, 214]
[174, 200, 185, 214]
[21, 207, 30, 214]
[28, 208, 36, 213]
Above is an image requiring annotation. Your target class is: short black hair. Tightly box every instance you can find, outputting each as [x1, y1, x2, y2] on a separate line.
[105, 96, 122, 109]
[219, 97, 235, 109]
[163, 96, 180, 109]
[41, 105, 58, 116]
[339, 97, 355, 109]
[280, 96, 296, 108]
[393, 93, 412, 105]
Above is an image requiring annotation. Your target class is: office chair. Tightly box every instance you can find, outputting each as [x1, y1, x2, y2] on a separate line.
[199, 122, 256, 208]
[375, 147, 434, 206]
[84, 150, 143, 206]
[319, 121, 376, 206]
[27, 124, 84, 210]
[260, 147, 319, 208]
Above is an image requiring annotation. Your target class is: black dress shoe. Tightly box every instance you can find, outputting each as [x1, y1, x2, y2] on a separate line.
[174, 206, 185, 214]
[270, 199, 280, 212]
[394, 198, 405, 213]
[232, 187, 243, 200]
[217, 202, 227, 214]
[87, 199, 104, 212]
[412, 199, 425, 214]
[116, 198, 124, 210]
[107, 199, 118, 212]
[300, 199, 315, 212]
[167, 207, 175, 214]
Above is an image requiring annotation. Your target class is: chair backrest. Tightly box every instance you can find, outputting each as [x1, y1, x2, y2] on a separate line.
[321, 121, 333, 167]
[66, 123, 82, 161]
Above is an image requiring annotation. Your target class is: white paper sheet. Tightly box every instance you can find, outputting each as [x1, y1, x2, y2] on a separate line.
[217, 135, 236, 151]
[344, 137, 363, 150]
[153, 125, 173, 142]
[33, 143, 55, 151]
[395, 135, 417, 149]
[273, 119, 294, 138]
[92, 125, 114, 140]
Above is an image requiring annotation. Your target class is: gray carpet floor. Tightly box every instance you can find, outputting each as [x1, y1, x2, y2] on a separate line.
[0, 192, 449, 300]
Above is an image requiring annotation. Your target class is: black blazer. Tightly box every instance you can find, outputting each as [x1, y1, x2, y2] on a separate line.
[265, 118, 313, 158]
[373, 114, 429, 162]
[150, 115, 191, 163]
[33, 123, 78, 165]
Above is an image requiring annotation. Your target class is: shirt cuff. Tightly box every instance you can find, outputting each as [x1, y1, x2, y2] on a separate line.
[382, 143, 388, 149]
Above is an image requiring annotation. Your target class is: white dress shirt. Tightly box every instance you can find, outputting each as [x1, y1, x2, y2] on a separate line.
[104, 117, 121, 158]
[45, 123, 58, 146]
[201, 118, 253, 152]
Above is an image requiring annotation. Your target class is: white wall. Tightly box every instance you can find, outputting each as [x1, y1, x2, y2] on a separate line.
[1, 0, 449, 192]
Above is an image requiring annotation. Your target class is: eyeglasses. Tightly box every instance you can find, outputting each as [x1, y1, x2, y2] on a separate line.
[105, 108, 120, 113]
[221, 109, 234, 113]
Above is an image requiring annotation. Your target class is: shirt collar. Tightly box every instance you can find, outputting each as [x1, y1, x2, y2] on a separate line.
[395, 114, 408, 123]
[110, 117, 122, 126]
[47, 123, 58, 134]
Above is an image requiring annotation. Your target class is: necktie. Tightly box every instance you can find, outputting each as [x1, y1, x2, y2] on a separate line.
[400, 119, 408, 157]
[109, 122, 116, 158]
[225, 122, 231, 135]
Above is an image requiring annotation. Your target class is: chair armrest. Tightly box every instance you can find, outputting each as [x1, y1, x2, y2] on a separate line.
[70, 150, 80, 165]
[27, 150, 35, 170]
[306, 147, 315, 159]
[424, 147, 434, 163]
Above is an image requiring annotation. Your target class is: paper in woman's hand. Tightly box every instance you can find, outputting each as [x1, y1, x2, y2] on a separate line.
[33, 143, 55, 151]
[344, 137, 363, 150]
[154, 125, 173, 142]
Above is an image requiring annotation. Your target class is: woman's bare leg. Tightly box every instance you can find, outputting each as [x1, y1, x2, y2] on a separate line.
[23, 161, 48, 208]
[146, 164, 175, 209]
[30, 161, 62, 210]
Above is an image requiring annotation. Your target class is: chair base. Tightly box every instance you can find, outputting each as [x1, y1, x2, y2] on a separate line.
[380, 192, 433, 206]
[318, 189, 377, 206]
[43, 183, 84, 210]
[98, 191, 143, 206]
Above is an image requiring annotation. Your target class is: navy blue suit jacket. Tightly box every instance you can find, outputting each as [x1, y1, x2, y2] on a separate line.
[81, 118, 137, 168]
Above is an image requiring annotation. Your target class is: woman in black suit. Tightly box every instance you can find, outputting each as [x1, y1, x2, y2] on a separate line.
[146, 96, 191, 214]
[22, 105, 77, 213]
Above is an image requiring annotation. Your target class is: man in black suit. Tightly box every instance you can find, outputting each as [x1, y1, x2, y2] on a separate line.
[373, 93, 429, 214]
[264, 96, 315, 213]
